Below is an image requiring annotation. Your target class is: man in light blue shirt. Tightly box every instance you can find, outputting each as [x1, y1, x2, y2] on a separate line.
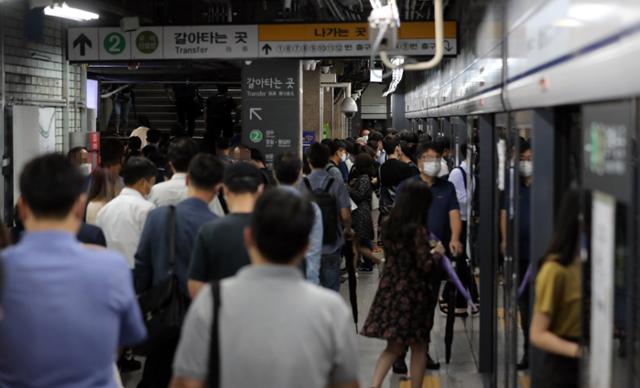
[0, 154, 146, 388]
[274, 152, 323, 284]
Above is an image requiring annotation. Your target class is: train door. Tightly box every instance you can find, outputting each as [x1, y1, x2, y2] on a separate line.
[580, 100, 637, 388]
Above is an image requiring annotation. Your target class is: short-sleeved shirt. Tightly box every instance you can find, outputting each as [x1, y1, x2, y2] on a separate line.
[302, 169, 351, 255]
[400, 175, 460, 245]
[189, 213, 252, 282]
[534, 258, 581, 338]
[173, 266, 359, 387]
[379, 159, 419, 188]
[0, 231, 146, 387]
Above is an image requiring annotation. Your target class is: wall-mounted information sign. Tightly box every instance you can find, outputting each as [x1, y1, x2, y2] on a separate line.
[241, 60, 302, 166]
[68, 21, 457, 62]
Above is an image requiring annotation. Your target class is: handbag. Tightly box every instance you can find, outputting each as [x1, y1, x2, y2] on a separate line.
[208, 281, 222, 388]
[136, 205, 186, 354]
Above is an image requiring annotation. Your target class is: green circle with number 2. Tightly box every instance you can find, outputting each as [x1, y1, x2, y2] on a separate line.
[104, 32, 126, 55]
[249, 130, 264, 143]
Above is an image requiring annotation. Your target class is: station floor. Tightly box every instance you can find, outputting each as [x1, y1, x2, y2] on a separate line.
[122, 265, 532, 388]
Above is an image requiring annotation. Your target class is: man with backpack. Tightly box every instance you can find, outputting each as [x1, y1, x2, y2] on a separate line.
[379, 135, 420, 216]
[303, 143, 354, 292]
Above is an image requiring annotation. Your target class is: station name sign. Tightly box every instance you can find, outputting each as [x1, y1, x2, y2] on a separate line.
[67, 22, 457, 62]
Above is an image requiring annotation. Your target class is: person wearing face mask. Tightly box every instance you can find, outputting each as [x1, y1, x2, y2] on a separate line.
[96, 157, 157, 269]
[500, 140, 533, 370]
[392, 141, 463, 373]
[325, 139, 349, 183]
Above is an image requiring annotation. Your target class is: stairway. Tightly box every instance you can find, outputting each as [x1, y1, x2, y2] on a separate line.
[119, 84, 242, 135]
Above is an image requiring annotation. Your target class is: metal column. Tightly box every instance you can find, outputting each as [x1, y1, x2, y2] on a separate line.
[530, 109, 555, 264]
[478, 114, 497, 379]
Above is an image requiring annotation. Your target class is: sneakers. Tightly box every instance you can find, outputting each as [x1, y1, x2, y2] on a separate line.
[118, 355, 141, 373]
[516, 355, 529, 370]
[427, 354, 440, 370]
[392, 359, 408, 375]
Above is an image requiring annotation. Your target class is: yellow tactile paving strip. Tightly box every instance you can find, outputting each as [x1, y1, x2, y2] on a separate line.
[399, 375, 442, 388]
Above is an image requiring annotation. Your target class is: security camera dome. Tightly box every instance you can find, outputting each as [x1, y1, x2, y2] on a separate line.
[341, 96, 358, 118]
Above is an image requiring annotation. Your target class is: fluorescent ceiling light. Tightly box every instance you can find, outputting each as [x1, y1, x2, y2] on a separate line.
[44, 2, 99, 22]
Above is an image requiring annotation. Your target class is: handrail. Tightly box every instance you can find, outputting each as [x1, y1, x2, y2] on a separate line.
[378, 0, 444, 71]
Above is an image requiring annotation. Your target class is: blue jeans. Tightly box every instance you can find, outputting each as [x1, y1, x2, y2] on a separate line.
[320, 252, 341, 292]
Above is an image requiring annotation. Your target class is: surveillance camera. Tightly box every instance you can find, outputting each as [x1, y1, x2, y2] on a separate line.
[341, 96, 358, 118]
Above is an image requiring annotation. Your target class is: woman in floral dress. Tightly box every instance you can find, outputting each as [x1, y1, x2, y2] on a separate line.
[361, 180, 444, 388]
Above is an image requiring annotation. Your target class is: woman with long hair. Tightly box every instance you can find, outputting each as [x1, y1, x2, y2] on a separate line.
[362, 180, 444, 388]
[530, 189, 585, 388]
[85, 168, 119, 225]
[348, 153, 382, 271]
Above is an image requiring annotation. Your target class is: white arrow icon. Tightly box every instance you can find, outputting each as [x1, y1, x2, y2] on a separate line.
[249, 107, 263, 120]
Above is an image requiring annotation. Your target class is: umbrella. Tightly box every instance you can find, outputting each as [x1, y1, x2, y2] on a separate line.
[344, 241, 358, 330]
[444, 272, 457, 364]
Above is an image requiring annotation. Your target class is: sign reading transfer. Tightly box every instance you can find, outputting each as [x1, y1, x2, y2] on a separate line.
[68, 21, 457, 62]
[242, 60, 302, 166]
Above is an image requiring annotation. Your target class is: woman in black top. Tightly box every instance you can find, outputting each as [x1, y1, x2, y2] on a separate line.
[348, 154, 382, 271]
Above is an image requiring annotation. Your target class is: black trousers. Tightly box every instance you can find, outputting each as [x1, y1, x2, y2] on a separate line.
[176, 98, 196, 136]
[519, 262, 531, 357]
[531, 347, 578, 388]
[137, 332, 179, 388]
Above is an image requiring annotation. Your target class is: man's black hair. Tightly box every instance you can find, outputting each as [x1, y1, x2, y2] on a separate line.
[168, 137, 199, 172]
[215, 137, 230, 150]
[67, 146, 87, 161]
[383, 135, 400, 155]
[122, 157, 158, 186]
[399, 130, 419, 143]
[100, 139, 124, 167]
[436, 136, 451, 150]
[138, 115, 151, 128]
[250, 147, 266, 164]
[416, 142, 443, 159]
[274, 153, 302, 185]
[146, 129, 161, 144]
[460, 144, 468, 160]
[188, 153, 224, 190]
[368, 130, 383, 142]
[520, 140, 531, 154]
[320, 138, 332, 146]
[223, 161, 262, 194]
[328, 139, 347, 156]
[20, 153, 84, 219]
[251, 188, 314, 264]
[307, 142, 330, 168]
[127, 136, 142, 151]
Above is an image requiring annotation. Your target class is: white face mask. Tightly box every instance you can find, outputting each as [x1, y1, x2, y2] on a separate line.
[79, 163, 92, 176]
[422, 160, 441, 177]
[340, 153, 348, 162]
[520, 160, 533, 177]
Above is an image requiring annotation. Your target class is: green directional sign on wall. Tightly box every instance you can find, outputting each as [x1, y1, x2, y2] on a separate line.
[136, 31, 159, 54]
[104, 32, 126, 55]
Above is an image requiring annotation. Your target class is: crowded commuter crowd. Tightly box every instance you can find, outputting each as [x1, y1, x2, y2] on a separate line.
[0, 121, 583, 388]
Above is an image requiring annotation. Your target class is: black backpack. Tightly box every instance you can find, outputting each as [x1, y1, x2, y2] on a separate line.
[303, 177, 339, 245]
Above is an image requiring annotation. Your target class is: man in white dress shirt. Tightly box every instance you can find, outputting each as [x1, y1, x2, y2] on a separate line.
[149, 137, 199, 207]
[97, 157, 157, 268]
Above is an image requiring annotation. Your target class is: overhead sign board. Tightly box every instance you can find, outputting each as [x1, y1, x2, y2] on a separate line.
[257, 21, 457, 58]
[242, 60, 302, 166]
[68, 21, 457, 62]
